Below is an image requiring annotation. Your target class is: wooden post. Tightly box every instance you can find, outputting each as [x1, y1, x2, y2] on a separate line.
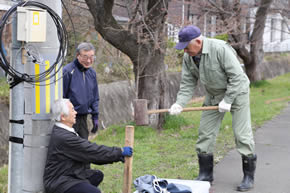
[122, 125, 135, 193]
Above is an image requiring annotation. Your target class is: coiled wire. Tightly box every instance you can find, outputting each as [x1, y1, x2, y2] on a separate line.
[0, 1, 68, 86]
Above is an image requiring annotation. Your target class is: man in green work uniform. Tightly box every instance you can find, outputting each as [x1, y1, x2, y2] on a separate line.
[169, 25, 256, 192]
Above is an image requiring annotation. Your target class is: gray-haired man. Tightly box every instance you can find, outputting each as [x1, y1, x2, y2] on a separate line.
[63, 42, 99, 139]
[169, 25, 256, 191]
[43, 98, 133, 193]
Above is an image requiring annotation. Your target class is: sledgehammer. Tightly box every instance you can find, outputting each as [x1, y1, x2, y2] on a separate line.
[133, 99, 218, 126]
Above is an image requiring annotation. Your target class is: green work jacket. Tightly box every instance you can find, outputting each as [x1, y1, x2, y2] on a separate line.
[176, 37, 250, 107]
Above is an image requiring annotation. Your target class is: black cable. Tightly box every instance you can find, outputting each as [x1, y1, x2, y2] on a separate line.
[0, 1, 68, 86]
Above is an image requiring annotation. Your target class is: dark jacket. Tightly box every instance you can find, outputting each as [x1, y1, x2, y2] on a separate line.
[43, 125, 124, 193]
[63, 59, 99, 120]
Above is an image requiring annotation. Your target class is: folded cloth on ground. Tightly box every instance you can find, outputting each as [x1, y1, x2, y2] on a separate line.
[134, 175, 157, 193]
[134, 175, 192, 193]
[166, 179, 210, 193]
[166, 183, 191, 193]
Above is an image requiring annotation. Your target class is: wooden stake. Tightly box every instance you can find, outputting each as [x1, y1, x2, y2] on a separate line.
[122, 125, 134, 193]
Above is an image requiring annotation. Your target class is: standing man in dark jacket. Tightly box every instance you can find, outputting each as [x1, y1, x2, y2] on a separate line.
[63, 42, 99, 139]
[43, 98, 133, 193]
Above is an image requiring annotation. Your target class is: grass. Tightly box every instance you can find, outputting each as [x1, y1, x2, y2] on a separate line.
[0, 73, 290, 192]
[0, 165, 8, 193]
[0, 78, 9, 104]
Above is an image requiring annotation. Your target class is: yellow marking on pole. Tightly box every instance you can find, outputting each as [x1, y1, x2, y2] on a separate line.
[55, 63, 59, 100]
[45, 61, 50, 113]
[35, 64, 40, 114]
[33, 12, 40, 25]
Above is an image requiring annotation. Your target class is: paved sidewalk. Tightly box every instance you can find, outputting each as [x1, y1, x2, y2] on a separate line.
[211, 104, 290, 193]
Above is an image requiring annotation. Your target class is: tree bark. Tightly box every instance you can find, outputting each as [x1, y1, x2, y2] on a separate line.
[246, 0, 274, 81]
[85, 0, 170, 128]
[208, 0, 273, 82]
[134, 51, 169, 128]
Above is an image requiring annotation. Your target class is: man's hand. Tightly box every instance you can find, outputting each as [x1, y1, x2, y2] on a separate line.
[169, 103, 183, 115]
[218, 99, 231, 112]
[122, 146, 133, 157]
[91, 119, 98, 133]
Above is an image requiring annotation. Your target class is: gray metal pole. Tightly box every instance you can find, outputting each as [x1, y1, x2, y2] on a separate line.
[8, 2, 24, 193]
[21, 0, 62, 193]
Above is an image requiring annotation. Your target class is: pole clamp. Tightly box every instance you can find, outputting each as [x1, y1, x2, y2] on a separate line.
[9, 119, 24, 124]
[9, 136, 23, 144]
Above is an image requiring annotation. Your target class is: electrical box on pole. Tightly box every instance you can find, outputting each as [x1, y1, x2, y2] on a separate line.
[17, 7, 47, 42]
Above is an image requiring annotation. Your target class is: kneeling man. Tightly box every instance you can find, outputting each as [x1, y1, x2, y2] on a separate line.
[44, 98, 133, 193]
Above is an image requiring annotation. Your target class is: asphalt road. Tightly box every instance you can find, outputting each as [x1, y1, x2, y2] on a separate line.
[211, 104, 290, 193]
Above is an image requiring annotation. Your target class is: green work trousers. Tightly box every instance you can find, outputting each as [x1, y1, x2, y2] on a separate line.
[196, 92, 255, 156]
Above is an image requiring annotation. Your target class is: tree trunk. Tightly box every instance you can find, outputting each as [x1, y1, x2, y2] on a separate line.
[134, 50, 169, 128]
[208, 0, 273, 82]
[246, 0, 274, 82]
[233, 0, 273, 82]
[85, 0, 170, 128]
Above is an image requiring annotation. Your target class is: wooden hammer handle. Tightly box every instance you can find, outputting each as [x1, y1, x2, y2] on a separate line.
[147, 106, 219, 114]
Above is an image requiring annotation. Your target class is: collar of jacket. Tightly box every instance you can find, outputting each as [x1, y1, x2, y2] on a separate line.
[75, 59, 89, 72]
[201, 37, 209, 54]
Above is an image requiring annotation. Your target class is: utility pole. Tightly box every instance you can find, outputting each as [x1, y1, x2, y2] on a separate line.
[23, 1, 62, 192]
[8, 1, 24, 192]
[8, 0, 63, 193]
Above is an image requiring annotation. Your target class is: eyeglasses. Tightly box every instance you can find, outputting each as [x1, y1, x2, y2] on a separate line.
[79, 54, 96, 61]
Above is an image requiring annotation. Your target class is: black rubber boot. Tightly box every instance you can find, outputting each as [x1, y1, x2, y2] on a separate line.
[195, 153, 214, 183]
[237, 154, 257, 192]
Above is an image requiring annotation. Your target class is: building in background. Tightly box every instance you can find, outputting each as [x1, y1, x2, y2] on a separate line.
[263, 11, 290, 52]
[166, 0, 290, 53]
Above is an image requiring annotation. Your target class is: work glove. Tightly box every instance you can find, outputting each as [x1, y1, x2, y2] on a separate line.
[122, 146, 133, 157]
[91, 119, 98, 133]
[218, 99, 231, 112]
[169, 103, 183, 115]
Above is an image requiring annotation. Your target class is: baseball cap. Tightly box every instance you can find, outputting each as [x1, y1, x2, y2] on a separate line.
[175, 25, 201, 50]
